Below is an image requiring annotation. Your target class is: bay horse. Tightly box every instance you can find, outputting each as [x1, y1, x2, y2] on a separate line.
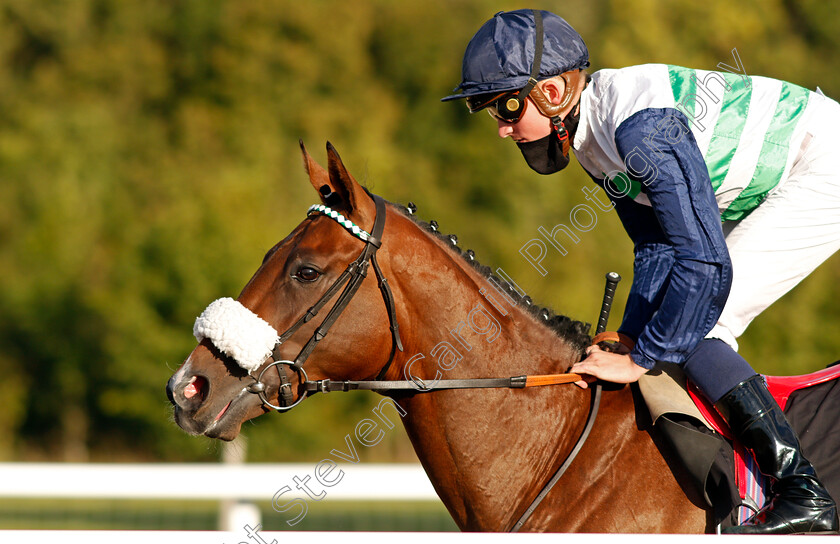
[166, 142, 713, 532]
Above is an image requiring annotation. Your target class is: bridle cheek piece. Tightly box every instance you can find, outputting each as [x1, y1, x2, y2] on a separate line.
[246, 191, 403, 412]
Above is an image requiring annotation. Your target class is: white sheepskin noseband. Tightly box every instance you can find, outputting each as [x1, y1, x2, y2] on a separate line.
[193, 297, 279, 372]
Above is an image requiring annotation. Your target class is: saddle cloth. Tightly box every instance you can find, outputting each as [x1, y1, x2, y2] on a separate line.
[638, 362, 840, 526]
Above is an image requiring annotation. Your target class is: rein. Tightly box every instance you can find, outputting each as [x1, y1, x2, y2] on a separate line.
[510, 273, 621, 532]
[303, 372, 583, 394]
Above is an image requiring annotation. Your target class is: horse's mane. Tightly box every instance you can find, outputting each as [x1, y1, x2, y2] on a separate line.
[390, 201, 592, 356]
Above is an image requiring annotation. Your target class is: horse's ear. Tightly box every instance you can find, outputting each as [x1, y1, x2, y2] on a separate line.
[300, 139, 334, 204]
[325, 141, 374, 220]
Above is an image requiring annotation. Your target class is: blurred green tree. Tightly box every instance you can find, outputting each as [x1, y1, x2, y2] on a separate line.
[0, 0, 837, 462]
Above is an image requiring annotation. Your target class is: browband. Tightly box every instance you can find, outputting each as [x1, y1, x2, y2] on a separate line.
[307, 203, 372, 243]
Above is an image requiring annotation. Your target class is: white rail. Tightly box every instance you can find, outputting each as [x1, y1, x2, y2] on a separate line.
[0, 463, 439, 530]
[0, 462, 437, 500]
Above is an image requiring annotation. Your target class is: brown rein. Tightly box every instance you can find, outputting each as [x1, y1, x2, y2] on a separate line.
[303, 371, 583, 394]
[510, 273, 621, 532]
[297, 329, 633, 394]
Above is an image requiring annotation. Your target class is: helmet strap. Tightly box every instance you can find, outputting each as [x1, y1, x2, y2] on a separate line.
[551, 115, 571, 156]
[508, 10, 544, 112]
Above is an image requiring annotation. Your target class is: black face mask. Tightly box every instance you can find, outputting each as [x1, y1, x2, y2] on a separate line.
[516, 105, 581, 175]
[516, 129, 569, 175]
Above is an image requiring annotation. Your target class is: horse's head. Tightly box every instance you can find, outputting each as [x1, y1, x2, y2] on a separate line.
[166, 142, 403, 440]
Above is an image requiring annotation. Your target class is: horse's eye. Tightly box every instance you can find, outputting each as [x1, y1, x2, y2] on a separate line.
[294, 266, 321, 282]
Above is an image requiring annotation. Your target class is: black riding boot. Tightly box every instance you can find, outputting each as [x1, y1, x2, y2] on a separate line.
[715, 375, 838, 534]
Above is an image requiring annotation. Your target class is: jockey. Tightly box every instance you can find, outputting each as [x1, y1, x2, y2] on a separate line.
[442, 9, 839, 534]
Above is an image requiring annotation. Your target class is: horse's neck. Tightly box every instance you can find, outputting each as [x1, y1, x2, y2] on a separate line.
[387, 219, 584, 378]
[387, 228, 591, 530]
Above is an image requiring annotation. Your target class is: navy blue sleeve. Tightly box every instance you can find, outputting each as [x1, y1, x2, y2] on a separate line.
[584, 172, 674, 344]
[611, 108, 732, 369]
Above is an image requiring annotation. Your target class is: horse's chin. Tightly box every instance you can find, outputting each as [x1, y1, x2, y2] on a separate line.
[173, 396, 263, 441]
[203, 420, 243, 441]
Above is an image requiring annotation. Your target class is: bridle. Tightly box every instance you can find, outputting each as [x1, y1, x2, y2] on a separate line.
[244, 190, 403, 412]
[213, 190, 624, 532]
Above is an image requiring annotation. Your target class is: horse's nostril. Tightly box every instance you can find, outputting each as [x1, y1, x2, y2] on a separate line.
[184, 376, 208, 401]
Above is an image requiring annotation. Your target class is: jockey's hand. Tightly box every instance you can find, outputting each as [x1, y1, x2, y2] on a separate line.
[570, 344, 648, 389]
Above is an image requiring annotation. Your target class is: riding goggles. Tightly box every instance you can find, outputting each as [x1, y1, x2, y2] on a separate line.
[466, 88, 530, 123]
[465, 74, 549, 124]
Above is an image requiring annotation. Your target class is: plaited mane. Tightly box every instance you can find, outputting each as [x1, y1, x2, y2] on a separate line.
[391, 200, 592, 355]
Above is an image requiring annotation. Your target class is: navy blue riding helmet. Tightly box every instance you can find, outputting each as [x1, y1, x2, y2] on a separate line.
[441, 9, 589, 103]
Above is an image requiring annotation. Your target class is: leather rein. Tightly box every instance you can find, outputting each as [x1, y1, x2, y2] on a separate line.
[242, 191, 622, 532]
